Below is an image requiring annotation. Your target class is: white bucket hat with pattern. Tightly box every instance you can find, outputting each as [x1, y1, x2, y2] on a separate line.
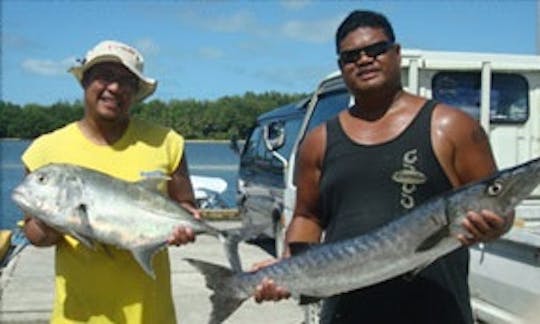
[69, 40, 157, 102]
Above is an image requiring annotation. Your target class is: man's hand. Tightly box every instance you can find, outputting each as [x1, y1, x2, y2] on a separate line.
[251, 258, 291, 303]
[23, 217, 62, 246]
[459, 209, 513, 245]
[168, 202, 201, 246]
[181, 202, 201, 220]
[167, 226, 196, 246]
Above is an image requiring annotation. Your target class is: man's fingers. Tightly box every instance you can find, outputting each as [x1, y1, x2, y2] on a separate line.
[253, 277, 291, 303]
[462, 210, 510, 245]
[168, 226, 196, 246]
[467, 211, 491, 234]
[250, 258, 278, 272]
[481, 209, 507, 229]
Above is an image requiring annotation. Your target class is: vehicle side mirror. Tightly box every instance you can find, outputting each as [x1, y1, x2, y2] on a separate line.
[263, 121, 285, 151]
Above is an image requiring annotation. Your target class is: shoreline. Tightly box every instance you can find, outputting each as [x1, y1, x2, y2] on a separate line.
[0, 138, 234, 143]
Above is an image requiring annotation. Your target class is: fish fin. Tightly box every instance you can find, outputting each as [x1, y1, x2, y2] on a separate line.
[136, 176, 170, 193]
[69, 231, 95, 249]
[298, 295, 321, 305]
[222, 233, 242, 272]
[403, 258, 438, 281]
[219, 222, 270, 272]
[415, 226, 450, 252]
[402, 271, 416, 282]
[70, 203, 96, 249]
[101, 244, 114, 258]
[184, 258, 247, 324]
[132, 243, 166, 279]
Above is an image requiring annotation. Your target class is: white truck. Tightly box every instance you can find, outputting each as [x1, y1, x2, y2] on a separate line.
[277, 49, 540, 323]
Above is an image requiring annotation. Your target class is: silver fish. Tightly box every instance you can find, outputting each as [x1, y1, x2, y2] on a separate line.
[186, 157, 540, 324]
[11, 163, 257, 277]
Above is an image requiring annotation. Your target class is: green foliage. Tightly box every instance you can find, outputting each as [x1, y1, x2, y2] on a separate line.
[0, 92, 307, 140]
[0, 101, 83, 138]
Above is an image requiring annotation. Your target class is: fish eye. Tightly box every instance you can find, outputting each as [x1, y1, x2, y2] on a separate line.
[37, 173, 48, 185]
[487, 181, 503, 196]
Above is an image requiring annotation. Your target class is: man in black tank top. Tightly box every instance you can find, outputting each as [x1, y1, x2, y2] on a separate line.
[253, 10, 513, 324]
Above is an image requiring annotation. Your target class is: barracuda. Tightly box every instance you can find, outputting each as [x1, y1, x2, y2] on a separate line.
[186, 157, 540, 324]
[11, 163, 255, 277]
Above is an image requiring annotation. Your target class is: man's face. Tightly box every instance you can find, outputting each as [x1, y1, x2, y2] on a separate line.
[83, 62, 139, 121]
[338, 27, 401, 95]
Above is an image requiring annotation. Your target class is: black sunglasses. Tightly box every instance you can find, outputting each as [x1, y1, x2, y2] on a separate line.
[339, 41, 395, 64]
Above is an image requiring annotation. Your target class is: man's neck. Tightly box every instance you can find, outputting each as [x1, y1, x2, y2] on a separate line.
[351, 87, 404, 121]
[78, 117, 130, 145]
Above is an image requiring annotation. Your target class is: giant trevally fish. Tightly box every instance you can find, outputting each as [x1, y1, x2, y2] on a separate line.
[11, 163, 260, 277]
[185, 157, 540, 324]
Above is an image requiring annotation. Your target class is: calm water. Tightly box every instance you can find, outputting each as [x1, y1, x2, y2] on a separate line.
[0, 139, 239, 229]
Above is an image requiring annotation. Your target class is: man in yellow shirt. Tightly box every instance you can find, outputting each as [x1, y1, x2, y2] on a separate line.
[22, 40, 197, 323]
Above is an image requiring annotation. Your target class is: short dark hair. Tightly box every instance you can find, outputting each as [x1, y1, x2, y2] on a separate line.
[335, 10, 395, 53]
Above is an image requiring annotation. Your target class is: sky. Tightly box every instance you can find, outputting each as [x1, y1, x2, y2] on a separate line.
[1, 0, 539, 106]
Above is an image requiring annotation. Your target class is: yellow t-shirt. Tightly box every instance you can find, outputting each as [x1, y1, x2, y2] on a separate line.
[22, 118, 184, 324]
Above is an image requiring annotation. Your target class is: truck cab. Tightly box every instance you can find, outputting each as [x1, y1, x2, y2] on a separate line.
[236, 98, 309, 256]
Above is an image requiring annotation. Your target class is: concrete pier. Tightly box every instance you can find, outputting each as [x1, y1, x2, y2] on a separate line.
[0, 220, 304, 323]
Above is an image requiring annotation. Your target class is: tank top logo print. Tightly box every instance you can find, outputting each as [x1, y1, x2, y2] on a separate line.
[391, 149, 427, 209]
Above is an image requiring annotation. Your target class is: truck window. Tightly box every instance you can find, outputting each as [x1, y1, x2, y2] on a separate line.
[432, 72, 529, 123]
[255, 127, 272, 163]
[277, 117, 303, 158]
[306, 90, 351, 132]
[292, 90, 350, 186]
[401, 68, 409, 89]
[242, 126, 262, 163]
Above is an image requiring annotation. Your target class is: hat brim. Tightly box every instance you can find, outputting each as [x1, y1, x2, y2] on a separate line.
[69, 55, 157, 102]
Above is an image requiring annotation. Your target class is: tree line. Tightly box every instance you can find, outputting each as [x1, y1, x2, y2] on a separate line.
[0, 91, 307, 140]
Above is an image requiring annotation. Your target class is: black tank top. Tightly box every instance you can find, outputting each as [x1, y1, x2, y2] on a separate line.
[319, 100, 473, 324]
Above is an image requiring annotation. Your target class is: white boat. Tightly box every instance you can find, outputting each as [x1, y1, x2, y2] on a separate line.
[190, 175, 228, 209]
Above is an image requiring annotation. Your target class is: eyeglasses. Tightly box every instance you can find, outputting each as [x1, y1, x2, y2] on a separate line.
[339, 41, 395, 64]
[86, 67, 139, 92]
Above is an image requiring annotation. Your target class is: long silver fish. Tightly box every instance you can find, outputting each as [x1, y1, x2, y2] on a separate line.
[186, 157, 540, 324]
[11, 163, 259, 277]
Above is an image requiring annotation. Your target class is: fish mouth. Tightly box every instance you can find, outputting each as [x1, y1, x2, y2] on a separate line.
[11, 189, 31, 210]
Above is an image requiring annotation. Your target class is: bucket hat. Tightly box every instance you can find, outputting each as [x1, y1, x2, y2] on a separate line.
[69, 40, 157, 102]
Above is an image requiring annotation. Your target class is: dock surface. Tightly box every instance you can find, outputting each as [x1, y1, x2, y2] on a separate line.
[0, 220, 304, 323]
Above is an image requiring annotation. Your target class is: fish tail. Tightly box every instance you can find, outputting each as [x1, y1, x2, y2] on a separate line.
[185, 258, 246, 324]
[220, 230, 242, 272]
[219, 222, 269, 272]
